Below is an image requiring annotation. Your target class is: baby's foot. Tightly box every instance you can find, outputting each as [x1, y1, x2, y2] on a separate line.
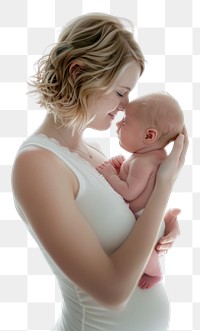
[138, 274, 162, 289]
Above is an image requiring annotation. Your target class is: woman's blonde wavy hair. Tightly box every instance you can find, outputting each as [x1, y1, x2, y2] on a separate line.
[29, 13, 145, 133]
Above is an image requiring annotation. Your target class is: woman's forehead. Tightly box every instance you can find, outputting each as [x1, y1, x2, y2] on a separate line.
[116, 61, 141, 90]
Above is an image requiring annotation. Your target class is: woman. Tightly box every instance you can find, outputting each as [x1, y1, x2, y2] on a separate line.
[12, 13, 188, 331]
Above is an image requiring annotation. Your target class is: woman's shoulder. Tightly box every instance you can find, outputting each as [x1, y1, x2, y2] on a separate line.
[13, 143, 63, 173]
[13, 133, 81, 179]
[12, 143, 79, 203]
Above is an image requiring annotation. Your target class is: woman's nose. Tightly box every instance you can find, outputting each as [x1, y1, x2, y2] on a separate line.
[120, 94, 129, 109]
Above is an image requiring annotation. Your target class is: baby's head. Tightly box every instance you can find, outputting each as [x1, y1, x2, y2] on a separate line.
[126, 91, 184, 149]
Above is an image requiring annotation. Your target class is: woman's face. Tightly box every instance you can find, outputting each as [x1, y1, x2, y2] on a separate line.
[87, 61, 141, 131]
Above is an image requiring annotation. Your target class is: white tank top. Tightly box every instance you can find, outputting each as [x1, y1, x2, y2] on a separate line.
[14, 134, 169, 331]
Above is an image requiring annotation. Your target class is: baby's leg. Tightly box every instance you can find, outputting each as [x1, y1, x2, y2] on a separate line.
[138, 274, 162, 289]
[138, 250, 162, 289]
[145, 249, 162, 276]
[135, 210, 164, 289]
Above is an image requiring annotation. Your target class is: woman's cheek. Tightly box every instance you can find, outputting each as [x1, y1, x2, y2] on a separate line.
[104, 94, 119, 109]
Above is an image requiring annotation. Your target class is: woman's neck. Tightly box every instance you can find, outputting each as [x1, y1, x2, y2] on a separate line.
[34, 114, 84, 148]
[33, 114, 97, 160]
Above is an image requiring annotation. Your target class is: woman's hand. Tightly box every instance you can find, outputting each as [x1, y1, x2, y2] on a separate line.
[156, 208, 181, 255]
[157, 126, 189, 185]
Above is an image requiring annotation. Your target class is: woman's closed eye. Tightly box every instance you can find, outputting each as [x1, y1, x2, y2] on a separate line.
[116, 91, 124, 97]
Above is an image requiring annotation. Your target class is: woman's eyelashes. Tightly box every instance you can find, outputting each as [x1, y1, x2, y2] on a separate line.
[116, 91, 124, 97]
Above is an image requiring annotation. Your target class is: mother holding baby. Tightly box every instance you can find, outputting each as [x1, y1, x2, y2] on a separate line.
[12, 13, 188, 331]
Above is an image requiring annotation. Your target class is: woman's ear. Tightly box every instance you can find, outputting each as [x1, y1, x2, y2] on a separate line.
[144, 128, 158, 144]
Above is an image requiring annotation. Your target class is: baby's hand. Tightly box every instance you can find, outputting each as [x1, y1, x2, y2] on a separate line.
[108, 155, 125, 171]
[96, 162, 118, 180]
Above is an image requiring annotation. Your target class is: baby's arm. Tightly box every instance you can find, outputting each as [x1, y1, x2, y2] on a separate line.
[97, 158, 153, 202]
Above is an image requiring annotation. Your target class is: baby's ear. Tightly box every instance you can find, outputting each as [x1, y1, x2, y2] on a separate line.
[144, 128, 157, 144]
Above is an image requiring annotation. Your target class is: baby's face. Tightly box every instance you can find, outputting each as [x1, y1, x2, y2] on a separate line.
[116, 102, 144, 152]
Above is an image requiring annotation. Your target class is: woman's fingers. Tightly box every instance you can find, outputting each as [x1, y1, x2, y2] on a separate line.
[170, 134, 184, 162]
[156, 208, 181, 254]
[179, 125, 189, 165]
[156, 239, 174, 255]
[157, 128, 188, 184]
[169, 126, 188, 166]
[164, 208, 181, 221]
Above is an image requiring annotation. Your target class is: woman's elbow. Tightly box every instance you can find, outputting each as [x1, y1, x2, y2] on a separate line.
[95, 285, 132, 312]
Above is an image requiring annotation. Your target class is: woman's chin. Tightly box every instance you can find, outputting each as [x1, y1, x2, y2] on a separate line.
[92, 120, 114, 131]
